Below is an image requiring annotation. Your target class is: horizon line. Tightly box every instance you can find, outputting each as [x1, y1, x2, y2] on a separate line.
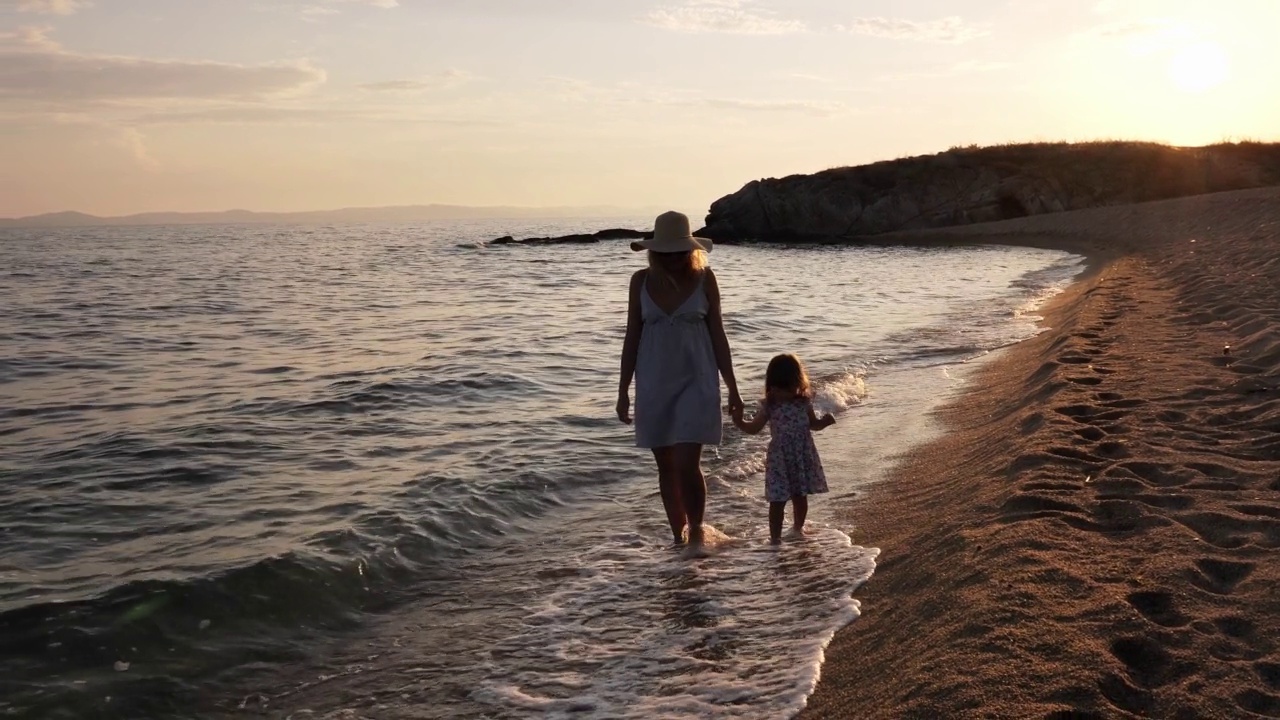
[1, 202, 679, 222]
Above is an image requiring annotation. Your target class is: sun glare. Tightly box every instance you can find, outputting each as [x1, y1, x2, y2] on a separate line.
[1168, 41, 1230, 93]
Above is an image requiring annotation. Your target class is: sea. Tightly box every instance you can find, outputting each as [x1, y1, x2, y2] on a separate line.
[0, 218, 1084, 719]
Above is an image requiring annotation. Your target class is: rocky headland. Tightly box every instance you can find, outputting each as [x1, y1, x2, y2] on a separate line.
[696, 140, 1280, 242]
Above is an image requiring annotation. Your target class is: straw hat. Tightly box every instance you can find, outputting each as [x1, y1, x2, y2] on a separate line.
[630, 211, 713, 253]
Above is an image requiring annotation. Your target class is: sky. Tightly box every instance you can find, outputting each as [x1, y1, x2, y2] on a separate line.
[1, 0, 1278, 217]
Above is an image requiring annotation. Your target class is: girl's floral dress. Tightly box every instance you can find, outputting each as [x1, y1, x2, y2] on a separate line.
[763, 399, 829, 502]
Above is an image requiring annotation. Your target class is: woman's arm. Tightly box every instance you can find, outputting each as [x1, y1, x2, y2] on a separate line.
[734, 401, 770, 435]
[807, 402, 836, 431]
[704, 269, 743, 413]
[616, 270, 645, 424]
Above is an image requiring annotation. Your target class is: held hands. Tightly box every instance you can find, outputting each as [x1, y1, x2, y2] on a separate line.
[727, 389, 744, 418]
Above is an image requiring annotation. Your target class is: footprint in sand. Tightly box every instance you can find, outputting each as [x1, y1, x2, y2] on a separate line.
[1190, 557, 1255, 595]
[1236, 689, 1280, 718]
[1117, 461, 1193, 488]
[1231, 504, 1280, 519]
[1212, 615, 1256, 640]
[1255, 662, 1280, 691]
[1098, 671, 1155, 715]
[1075, 426, 1107, 441]
[998, 493, 1084, 523]
[1175, 511, 1278, 549]
[1126, 590, 1191, 628]
[1094, 440, 1131, 458]
[1117, 493, 1194, 511]
[1109, 635, 1180, 688]
[1067, 375, 1104, 386]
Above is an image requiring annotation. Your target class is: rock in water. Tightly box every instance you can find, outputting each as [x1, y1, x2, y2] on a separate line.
[488, 228, 651, 247]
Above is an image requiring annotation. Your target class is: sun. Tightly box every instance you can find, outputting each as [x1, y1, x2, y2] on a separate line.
[1168, 41, 1230, 93]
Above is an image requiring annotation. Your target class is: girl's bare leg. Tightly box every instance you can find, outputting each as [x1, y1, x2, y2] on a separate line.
[671, 443, 705, 544]
[652, 448, 686, 543]
[792, 494, 808, 533]
[768, 501, 786, 544]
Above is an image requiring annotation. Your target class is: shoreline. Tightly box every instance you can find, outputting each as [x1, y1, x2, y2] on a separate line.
[803, 187, 1280, 718]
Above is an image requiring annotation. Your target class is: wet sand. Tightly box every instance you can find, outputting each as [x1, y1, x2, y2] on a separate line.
[805, 187, 1280, 718]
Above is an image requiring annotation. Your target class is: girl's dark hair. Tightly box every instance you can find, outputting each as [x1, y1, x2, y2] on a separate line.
[765, 353, 811, 399]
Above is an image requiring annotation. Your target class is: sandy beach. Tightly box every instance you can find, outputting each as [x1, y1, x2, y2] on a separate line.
[804, 187, 1280, 719]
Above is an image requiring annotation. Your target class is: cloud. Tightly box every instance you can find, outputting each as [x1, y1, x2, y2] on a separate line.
[0, 24, 59, 50]
[840, 16, 988, 43]
[1092, 18, 1180, 38]
[358, 69, 473, 93]
[779, 72, 833, 83]
[1076, 17, 1193, 55]
[327, 0, 398, 9]
[703, 98, 841, 116]
[879, 60, 1009, 81]
[116, 126, 159, 171]
[642, 0, 806, 35]
[128, 105, 502, 127]
[3, 0, 91, 15]
[537, 76, 844, 117]
[0, 31, 326, 103]
[293, 0, 396, 18]
[131, 106, 353, 125]
[301, 6, 340, 19]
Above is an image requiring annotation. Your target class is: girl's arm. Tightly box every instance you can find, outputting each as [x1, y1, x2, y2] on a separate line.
[704, 269, 743, 413]
[616, 270, 644, 424]
[733, 401, 770, 435]
[807, 402, 836, 431]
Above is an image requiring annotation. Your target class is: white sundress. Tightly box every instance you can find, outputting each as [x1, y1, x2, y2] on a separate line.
[633, 272, 722, 449]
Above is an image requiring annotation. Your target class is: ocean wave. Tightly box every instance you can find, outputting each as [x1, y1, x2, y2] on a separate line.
[0, 549, 377, 718]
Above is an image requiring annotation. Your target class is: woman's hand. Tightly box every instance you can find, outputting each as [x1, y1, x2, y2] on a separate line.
[616, 392, 632, 424]
[727, 388, 744, 417]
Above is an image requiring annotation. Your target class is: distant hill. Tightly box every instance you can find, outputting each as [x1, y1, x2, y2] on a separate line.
[698, 141, 1280, 242]
[0, 204, 667, 229]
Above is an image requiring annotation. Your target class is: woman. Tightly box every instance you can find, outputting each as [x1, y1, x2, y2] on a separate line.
[616, 210, 743, 546]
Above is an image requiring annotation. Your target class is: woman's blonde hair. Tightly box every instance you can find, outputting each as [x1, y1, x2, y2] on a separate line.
[646, 249, 708, 287]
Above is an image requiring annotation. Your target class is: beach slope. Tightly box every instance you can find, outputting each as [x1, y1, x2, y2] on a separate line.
[805, 187, 1280, 719]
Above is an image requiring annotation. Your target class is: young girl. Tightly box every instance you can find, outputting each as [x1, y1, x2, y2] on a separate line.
[732, 353, 835, 544]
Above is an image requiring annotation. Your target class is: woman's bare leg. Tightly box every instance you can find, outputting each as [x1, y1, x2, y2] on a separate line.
[671, 443, 706, 544]
[652, 448, 686, 543]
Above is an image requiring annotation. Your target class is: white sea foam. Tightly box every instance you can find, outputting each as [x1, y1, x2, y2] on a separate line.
[473, 526, 877, 719]
[1011, 253, 1088, 322]
[813, 371, 867, 415]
